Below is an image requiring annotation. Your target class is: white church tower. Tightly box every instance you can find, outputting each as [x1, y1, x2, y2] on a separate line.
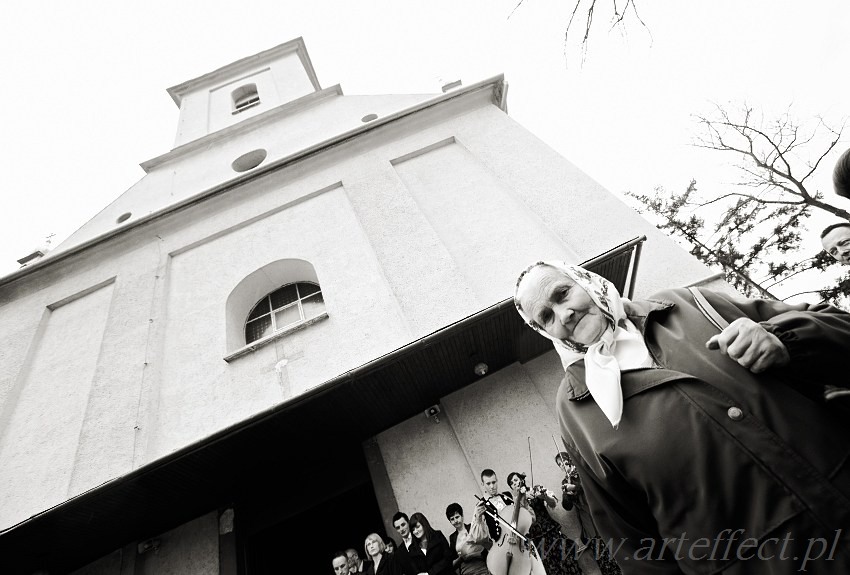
[0, 38, 718, 574]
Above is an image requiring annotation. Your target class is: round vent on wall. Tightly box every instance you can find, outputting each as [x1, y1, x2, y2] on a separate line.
[232, 149, 268, 172]
[361, 113, 378, 123]
[116, 212, 132, 224]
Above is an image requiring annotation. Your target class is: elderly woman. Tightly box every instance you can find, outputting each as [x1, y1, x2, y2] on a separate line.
[514, 261, 850, 574]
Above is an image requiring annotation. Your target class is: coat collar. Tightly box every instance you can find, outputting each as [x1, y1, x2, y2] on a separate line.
[622, 296, 675, 334]
[560, 297, 675, 401]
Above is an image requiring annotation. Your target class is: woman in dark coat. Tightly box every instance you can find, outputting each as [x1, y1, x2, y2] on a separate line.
[408, 512, 453, 575]
[515, 261, 850, 574]
[363, 533, 402, 575]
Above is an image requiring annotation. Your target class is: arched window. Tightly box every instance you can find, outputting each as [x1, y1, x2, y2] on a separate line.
[232, 83, 260, 114]
[245, 282, 325, 344]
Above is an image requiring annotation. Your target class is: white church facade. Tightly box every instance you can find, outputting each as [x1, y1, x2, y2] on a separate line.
[0, 38, 720, 574]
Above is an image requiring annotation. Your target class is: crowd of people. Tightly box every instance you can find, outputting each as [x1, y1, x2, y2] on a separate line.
[329, 463, 620, 575]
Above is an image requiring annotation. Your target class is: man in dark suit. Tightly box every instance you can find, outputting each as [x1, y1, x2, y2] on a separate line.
[392, 511, 415, 575]
[331, 550, 350, 575]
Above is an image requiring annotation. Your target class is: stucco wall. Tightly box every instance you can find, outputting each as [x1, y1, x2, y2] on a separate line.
[70, 548, 127, 575]
[135, 512, 220, 575]
[71, 513, 220, 575]
[175, 50, 316, 147]
[147, 184, 411, 458]
[375, 358, 572, 538]
[0, 279, 115, 525]
[58, 92, 434, 253]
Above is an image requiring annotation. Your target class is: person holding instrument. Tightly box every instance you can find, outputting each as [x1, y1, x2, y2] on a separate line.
[509, 471, 583, 575]
[555, 452, 622, 575]
[479, 469, 535, 541]
[474, 474, 544, 575]
[555, 452, 592, 550]
[514, 260, 850, 573]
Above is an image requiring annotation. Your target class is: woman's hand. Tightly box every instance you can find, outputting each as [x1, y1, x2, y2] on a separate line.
[706, 317, 790, 373]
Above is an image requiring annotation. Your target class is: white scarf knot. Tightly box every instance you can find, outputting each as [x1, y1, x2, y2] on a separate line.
[515, 262, 653, 428]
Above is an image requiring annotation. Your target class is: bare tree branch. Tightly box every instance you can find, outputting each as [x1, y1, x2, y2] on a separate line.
[631, 103, 849, 304]
[696, 192, 804, 208]
[692, 103, 850, 219]
[559, 0, 652, 64]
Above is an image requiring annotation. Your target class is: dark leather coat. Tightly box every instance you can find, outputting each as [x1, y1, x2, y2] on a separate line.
[558, 288, 850, 574]
[407, 530, 454, 575]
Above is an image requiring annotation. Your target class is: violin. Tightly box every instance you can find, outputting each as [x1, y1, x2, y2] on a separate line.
[483, 478, 535, 575]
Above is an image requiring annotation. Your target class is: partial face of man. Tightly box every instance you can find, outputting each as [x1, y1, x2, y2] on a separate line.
[517, 266, 608, 346]
[482, 474, 499, 496]
[332, 557, 349, 575]
[449, 512, 464, 530]
[394, 517, 410, 539]
[346, 550, 360, 570]
[822, 226, 850, 265]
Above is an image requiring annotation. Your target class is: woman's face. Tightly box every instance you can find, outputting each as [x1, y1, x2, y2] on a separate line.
[365, 537, 381, 557]
[517, 266, 607, 346]
[412, 522, 424, 539]
[510, 475, 522, 490]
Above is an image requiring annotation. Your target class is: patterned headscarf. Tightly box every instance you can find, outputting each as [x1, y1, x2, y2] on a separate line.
[514, 261, 652, 428]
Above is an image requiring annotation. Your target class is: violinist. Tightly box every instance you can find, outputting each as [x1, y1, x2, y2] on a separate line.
[555, 452, 593, 551]
[480, 469, 535, 540]
[477, 471, 544, 575]
[511, 471, 584, 575]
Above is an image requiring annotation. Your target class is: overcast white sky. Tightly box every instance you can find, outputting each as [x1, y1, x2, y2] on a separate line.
[1, 1, 848, 297]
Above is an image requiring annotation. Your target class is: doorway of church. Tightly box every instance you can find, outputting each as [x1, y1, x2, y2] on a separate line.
[242, 479, 386, 573]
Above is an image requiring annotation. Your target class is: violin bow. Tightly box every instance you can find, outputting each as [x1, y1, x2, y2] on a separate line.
[527, 436, 534, 489]
[474, 494, 529, 542]
[552, 434, 569, 474]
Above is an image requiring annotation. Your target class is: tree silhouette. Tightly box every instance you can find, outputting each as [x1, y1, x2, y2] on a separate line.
[510, 0, 650, 62]
[629, 103, 850, 304]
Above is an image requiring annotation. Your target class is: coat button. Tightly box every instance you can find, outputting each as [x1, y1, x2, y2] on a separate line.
[727, 406, 744, 421]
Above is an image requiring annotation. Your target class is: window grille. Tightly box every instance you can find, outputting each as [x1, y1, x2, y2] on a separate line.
[244, 282, 325, 344]
[232, 84, 260, 114]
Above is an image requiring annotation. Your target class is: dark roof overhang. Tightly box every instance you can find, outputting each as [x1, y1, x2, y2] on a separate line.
[0, 237, 645, 574]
